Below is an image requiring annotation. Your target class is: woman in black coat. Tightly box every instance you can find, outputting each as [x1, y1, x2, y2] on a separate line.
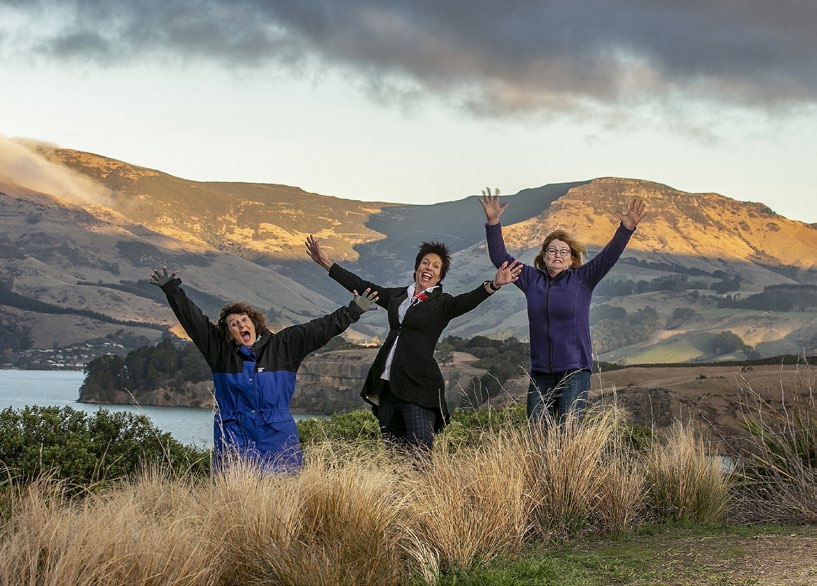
[306, 235, 520, 452]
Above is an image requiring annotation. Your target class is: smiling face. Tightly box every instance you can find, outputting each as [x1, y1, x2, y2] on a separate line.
[415, 253, 443, 291]
[225, 312, 257, 347]
[544, 239, 573, 277]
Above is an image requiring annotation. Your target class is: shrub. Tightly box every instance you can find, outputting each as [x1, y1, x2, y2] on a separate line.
[437, 405, 526, 450]
[0, 406, 210, 487]
[298, 409, 380, 446]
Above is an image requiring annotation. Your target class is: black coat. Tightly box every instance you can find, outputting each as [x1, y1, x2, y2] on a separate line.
[329, 264, 492, 428]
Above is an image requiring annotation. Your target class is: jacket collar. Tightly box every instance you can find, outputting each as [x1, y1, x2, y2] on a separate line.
[407, 282, 441, 298]
[234, 328, 271, 358]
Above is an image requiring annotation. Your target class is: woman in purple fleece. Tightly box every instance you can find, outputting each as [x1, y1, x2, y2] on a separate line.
[479, 190, 647, 423]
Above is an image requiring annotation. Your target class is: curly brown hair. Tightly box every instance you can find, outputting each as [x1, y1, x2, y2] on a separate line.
[217, 302, 267, 342]
[533, 230, 587, 271]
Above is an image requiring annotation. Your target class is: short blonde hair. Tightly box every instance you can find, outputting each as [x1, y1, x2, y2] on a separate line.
[533, 230, 587, 271]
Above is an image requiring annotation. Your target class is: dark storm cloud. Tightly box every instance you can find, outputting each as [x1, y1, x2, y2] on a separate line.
[3, 0, 816, 114]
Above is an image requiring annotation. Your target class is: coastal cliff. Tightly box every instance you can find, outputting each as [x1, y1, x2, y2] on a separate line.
[78, 349, 515, 415]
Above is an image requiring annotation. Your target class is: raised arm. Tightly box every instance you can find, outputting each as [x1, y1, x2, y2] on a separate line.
[479, 187, 508, 226]
[149, 266, 222, 365]
[481, 260, 522, 294]
[616, 197, 647, 230]
[580, 198, 648, 287]
[305, 235, 334, 271]
[306, 236, 397, 309]
[276, 289, 379, 363]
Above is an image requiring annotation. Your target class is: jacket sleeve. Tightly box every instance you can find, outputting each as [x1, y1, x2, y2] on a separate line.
[329, 263, 398, 309]
[443, 282, 493, 320]
[485, 222, 533, 291]
[160, 278, 223, 367]
[579, 222, 635, 287]
[275, 300, 365, 364]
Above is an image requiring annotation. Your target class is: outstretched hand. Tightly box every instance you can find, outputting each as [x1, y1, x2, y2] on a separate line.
[149, 266, 177, 287]
[494, 260, 522, 287]
[617, 198, 648, 230]
[352, 288, 379, 312]
[305, 235, 333, 271]
[478, 187, 507, 226]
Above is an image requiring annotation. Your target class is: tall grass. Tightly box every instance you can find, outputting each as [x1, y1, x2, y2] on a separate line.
[645, 422, 731, 523]
[0, 407, 745, 585]
[523, 410, 616, 538]
[406, 430, 529, 572]
[0, 473, 219, 586]
[733, 366, 817, 523]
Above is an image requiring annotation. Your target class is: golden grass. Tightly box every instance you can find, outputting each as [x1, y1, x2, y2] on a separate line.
[645, 422, 731, 523]
[0, 409, 744, 585]
[522, 409, 637, 539]
[0, 473, 219, 586]
[406, 430, 529, 572]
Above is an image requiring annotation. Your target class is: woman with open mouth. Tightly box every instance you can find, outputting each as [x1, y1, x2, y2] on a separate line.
[150, 265, 377, 474]
[306, 236, 520, 457]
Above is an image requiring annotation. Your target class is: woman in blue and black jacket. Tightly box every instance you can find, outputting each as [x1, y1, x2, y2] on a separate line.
[479, 190, 647, 424]
[150, 266, 377, 473]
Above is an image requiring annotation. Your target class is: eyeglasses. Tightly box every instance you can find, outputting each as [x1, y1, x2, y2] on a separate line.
[546, 248, 572, 257]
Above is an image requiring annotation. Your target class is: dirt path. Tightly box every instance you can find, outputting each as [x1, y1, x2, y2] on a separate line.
[573, 525, 817, 585]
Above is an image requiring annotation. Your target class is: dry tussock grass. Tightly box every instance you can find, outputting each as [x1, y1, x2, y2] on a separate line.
[523, 409, 622, 539]
[733, 371, 817, 524]
[0, 409, 744, 585]
[0, 473, 219, 586]
[405, 429, 529, 572]
[645, 422, 731, 523]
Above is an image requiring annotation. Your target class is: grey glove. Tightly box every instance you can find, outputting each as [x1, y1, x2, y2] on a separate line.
[149, 266, 177, 288]
[352, 288, 379, 312]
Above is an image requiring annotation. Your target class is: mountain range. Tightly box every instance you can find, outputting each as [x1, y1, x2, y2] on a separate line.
[2, 141, 817, 366]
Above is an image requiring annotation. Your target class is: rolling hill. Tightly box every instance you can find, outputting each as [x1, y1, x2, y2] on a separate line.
[2, 141, 817, 367]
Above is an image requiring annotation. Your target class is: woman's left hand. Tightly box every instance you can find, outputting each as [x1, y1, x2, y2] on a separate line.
[494, 260, 522, 287]
[617, 197, 648, 230]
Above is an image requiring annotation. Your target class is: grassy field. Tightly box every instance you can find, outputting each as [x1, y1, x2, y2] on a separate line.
[435, 523, 817, 585]
[1, 385, 815, 585]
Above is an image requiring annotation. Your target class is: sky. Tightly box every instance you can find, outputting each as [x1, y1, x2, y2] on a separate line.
[1, 1, 816, 223]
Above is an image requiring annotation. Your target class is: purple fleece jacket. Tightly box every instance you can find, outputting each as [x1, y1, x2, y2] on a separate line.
[485, 222, 634, 374]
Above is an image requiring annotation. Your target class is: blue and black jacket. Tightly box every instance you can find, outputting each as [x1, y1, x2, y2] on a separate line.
[160, 278, 365, 472]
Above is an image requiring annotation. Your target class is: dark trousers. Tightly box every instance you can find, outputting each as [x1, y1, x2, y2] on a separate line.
[378, 383, 436, 451]
[527, 369, 592, 424]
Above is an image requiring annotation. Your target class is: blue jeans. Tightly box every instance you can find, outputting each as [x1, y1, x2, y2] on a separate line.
[527, 370, 592, 424]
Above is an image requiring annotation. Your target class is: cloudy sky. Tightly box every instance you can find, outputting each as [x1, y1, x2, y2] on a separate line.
[2, 1, 816, 222]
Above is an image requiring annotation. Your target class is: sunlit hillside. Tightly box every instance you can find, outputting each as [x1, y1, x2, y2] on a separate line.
[2, 142, 817, 366]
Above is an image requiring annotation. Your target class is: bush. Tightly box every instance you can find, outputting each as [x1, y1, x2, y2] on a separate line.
[709, 331, 748, 356]
[438, 405, 526, 450]
[297, 410, 381, 446]
[0, 406, 210, 487]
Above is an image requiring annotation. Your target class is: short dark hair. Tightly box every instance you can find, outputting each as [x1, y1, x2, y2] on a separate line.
[217, 302, 267, 342]
[414, 241, 451, 282]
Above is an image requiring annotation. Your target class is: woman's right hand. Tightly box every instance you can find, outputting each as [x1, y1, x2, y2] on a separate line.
[479, 187, 507, 226]
[149, 266, 177, 287]
[305, 235, 333, 271]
